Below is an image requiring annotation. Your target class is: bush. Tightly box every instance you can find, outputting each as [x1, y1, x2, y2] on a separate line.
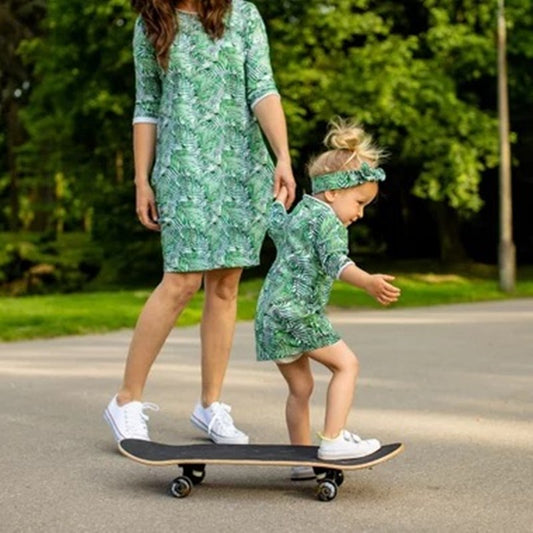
[0, 239, 103, 295]
[92, 182, 162, 286]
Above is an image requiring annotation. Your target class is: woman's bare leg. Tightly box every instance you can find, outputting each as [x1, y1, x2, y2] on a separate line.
[200, 268, 242, 406]
[117, 271, 203, 404]
[306, 341, 359, 438]
[276, 356, 314, 445]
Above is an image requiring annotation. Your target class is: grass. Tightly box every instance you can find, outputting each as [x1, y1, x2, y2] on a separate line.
[1, 267, 533, 342]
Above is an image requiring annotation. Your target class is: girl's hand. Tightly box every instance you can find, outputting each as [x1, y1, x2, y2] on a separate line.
[365, 274, 401, 306]
[273, 159, 296, 209]
[135, 182, 160, 231]
[275, 186, 289, 205]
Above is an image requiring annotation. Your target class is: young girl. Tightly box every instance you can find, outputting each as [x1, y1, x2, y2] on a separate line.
[255, 119, 400, 473]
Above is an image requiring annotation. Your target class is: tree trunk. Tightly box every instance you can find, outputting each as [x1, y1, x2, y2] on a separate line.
[6, 99, 21, 231]
[115, 149, 124, 183]
[431, 201, 468, 264]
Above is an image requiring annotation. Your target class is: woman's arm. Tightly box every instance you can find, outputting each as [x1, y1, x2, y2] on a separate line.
[133, 123, 159, 231]
[131, 16, 161, 231]
[253, 95, 295, 208]
[243, 4, 296, 208]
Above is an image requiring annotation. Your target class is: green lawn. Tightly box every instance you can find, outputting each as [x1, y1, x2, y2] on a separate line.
[1, 270, 533, 341]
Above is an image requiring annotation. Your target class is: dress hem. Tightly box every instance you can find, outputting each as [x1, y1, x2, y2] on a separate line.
[256, 336, 342, 363]
[163, 259, 260, 273]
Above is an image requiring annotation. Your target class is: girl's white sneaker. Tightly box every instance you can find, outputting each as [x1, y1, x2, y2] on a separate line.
[317, 430, 381, 461]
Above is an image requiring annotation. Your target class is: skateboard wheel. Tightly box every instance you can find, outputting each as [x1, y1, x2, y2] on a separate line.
[169, 476, 193, 498]
[316, 480, 338, 502]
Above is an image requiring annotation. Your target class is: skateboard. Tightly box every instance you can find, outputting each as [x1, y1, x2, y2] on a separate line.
[118, 439, 404, 502]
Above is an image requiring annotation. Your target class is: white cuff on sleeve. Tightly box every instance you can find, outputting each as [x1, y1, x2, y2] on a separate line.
[250, 91, 280, 110]
[132, 116, 158, 125]
[336, 260, 355, 279]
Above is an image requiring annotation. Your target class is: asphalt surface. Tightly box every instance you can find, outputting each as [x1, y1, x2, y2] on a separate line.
[1, 299, 532, 532]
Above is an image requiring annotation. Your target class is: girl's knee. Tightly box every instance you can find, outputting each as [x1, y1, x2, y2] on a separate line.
[334, 351, 359, 377]
[349, 353, 359, 374]
[289, 375, 314, 401]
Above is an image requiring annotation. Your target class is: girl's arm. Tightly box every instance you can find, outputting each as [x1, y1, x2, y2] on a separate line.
[340, 264, 401, 306]
[133, 123, 159, 231]
[253, 95, 296, 209]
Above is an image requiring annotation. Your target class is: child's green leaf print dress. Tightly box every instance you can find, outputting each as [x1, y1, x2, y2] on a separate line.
[133, 1, 278, 272]
[255, 196, 355, 362]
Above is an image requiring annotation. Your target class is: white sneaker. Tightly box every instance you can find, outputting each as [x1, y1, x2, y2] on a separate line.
[190, 401, 249, 444]
[318, 430, 381, 460]
[103, 395, 159, 443]
[290, 466, 315, 481]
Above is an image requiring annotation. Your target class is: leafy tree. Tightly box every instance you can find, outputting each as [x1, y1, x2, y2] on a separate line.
[11, 0, 533, 278]
[17, 0, 135, 234]
[0, 0, 46, 231]
[262, 0, 504, 262]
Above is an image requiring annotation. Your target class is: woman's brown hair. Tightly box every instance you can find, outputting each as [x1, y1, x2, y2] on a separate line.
[131, 1, 232, 70]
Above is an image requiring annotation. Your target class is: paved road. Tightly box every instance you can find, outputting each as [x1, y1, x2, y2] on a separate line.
[1, 299, 532, 532]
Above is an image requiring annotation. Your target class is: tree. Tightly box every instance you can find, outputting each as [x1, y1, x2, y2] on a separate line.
[263, 0, 501, 262]
[0, 0, 46, 231]
[17, 0, 135, 234]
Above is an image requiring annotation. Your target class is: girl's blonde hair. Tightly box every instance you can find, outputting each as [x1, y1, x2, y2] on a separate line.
[308, 118, 384, 178]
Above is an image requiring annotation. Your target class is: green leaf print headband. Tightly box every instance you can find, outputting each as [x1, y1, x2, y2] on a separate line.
[311, 162, 386, 194]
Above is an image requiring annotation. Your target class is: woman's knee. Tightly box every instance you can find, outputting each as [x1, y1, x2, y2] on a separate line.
[205, 268, 242, 302]
[161, 272, 202, 304]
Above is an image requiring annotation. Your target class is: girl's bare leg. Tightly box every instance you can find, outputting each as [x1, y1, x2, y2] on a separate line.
[306, 341, 359, 438]
[276, 356, 314, 445]
[117, 271, 203, 404]
[200, 267, 243, 406]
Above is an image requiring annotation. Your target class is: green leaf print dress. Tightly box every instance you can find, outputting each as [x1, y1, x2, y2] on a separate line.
[133, 1, 278, 272]
[255, 196, 355, 362]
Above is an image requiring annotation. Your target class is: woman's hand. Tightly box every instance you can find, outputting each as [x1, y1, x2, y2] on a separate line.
[364, 274, 401, 306]
[135, 182, 160, 231]
[273, 159, 296, 209]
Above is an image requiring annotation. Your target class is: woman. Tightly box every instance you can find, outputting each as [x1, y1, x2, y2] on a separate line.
[104, 0, 295, 444]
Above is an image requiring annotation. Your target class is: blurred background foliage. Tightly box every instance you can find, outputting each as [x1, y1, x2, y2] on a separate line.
[1, 0, 532, 295]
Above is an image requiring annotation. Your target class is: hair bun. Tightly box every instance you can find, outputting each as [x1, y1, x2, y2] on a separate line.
[324, 118, 369, 152]
[308, 117, 384, 178]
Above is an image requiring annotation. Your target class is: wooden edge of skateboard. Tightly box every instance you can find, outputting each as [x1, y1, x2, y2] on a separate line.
[118, 442, 404, 470]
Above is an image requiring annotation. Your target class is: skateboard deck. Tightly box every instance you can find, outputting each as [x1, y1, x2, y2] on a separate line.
[118, 439, 404, 501]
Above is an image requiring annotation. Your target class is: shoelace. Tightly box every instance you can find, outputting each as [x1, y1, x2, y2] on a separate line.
[207, 403, 238, 436]
[125, 402, 159, 437]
